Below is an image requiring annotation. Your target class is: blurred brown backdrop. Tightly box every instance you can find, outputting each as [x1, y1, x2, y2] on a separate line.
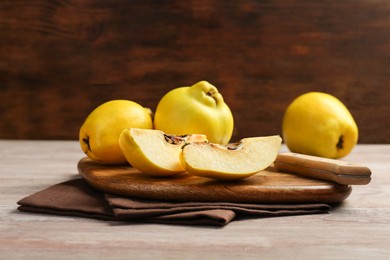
[1, 0, 389, 143]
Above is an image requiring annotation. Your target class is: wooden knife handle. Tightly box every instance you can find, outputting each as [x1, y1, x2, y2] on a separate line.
[274, 152, 372, 185]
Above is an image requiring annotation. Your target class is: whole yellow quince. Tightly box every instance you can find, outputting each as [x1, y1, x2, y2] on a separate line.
[282, 92, 358, 159]
[79, 100, 153, 164]
[154, 81, 234, 144]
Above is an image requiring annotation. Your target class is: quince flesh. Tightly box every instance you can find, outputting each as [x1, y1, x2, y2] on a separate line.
[119, 128, 208, 177]
[182, 135, 282, 181]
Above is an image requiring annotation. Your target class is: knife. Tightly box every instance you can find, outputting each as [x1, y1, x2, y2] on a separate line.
[274, 152, 372, 185]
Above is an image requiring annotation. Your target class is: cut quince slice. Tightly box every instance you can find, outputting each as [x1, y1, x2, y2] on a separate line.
[182, 135, 282, 180]
[119, 128, 207, 177]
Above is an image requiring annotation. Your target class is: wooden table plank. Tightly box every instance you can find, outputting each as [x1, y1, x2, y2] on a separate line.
[0, 141, 389, 259]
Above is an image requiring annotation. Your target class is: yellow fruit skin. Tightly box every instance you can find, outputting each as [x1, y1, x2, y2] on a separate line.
[79, 100, 153, 164]
[282, 92, 358, 159]
[154, 81, 234, 145]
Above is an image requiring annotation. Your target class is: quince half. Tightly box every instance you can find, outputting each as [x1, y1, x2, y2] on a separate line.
[182, 135, 282, 181]
[119, 128, 207, 177]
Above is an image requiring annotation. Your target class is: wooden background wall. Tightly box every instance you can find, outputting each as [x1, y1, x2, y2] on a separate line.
[1, 0, 389, 143]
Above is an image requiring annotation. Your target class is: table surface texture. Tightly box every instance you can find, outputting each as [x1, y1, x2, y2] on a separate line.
[0, 141, 389, 259]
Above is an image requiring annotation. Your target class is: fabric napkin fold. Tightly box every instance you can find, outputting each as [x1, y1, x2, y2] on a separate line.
[17, 178, 331, 226]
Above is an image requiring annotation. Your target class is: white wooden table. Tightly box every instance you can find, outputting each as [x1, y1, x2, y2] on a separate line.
[1, 140, 389, 259]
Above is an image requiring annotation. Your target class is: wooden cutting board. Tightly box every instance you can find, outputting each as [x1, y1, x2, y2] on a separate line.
[78, 157, 352, 204]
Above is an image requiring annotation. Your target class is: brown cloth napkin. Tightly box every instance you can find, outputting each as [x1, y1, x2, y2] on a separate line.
[17, 178, 331, 226]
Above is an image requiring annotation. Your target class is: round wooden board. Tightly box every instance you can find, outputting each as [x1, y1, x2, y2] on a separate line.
[78, 157, 352, 204]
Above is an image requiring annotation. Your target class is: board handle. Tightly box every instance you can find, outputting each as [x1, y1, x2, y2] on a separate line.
[274, 152, 372, 185]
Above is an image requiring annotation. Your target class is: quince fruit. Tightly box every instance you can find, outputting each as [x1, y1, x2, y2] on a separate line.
[154, 81, 234, 145]
[79, 100, 153, 164]
[119, 128, 208, 176]
[182, 135, 282, 181]
[282, 92, 358, 159]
